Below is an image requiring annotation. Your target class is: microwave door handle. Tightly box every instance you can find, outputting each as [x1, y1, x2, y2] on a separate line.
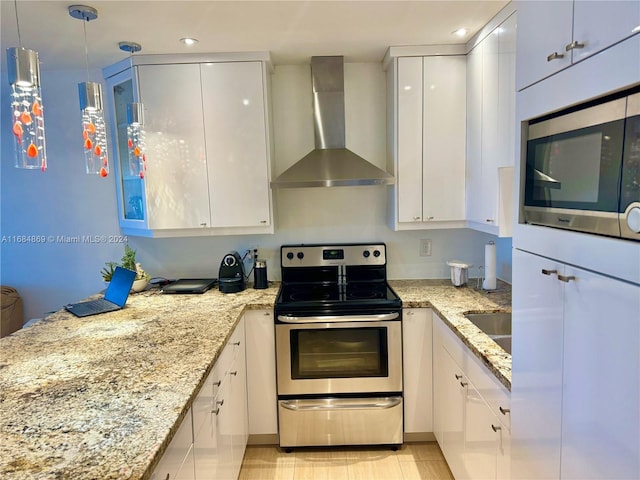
[533, 169, 562, 189]
[277, 312, 400, 323]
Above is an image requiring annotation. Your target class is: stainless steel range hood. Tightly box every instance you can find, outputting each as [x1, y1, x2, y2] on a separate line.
[271, 56, 394, 188]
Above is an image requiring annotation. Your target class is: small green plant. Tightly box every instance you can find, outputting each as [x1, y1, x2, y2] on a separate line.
[100, 261, 118, 282]
[101, 245, 149, 282]
[120, 245, 137, 272]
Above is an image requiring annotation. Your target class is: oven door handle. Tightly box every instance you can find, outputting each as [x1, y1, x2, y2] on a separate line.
[277, 312, 400, 323]
[280, 397, 402, 411]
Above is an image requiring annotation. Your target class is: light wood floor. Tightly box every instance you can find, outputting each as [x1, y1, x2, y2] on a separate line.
[239, 442, 454, 480]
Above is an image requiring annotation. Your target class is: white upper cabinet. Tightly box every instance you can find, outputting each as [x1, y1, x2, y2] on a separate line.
[138, 64, 211, 231]
[201, 62, 272, 230]
[516, 0, 640, 90]
[104, 53, 274, 238]
[387, 52, 467, 231]
[466, 13, 517, 236]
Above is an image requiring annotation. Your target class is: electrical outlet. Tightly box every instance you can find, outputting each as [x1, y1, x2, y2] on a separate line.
[420, 239, 432, 257]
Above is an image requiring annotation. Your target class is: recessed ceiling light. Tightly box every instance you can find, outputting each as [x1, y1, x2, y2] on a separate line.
[452, 28, 468, 38]
[180, 37, 199, 46]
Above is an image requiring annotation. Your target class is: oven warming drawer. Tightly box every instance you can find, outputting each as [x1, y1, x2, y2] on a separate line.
[278, 397, 403, 447]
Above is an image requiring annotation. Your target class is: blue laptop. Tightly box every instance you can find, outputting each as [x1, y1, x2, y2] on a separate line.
[65, 266, 137, 317]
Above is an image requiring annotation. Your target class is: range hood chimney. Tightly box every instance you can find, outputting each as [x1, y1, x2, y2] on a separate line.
[271, 56, 394, 188]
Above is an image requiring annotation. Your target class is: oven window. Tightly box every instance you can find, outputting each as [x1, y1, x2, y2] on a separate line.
[290, 327, 389, 379]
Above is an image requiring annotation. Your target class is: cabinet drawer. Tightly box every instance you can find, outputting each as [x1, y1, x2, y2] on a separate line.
[433, 312, 466, 367]
[151, 407, 193, 480]
[464, 353, 511, 431]
[434, 312, 511, 430]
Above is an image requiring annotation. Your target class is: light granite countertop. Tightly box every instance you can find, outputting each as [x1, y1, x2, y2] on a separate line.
[388, 279, 512, 391]
[0, 279, 510, 479]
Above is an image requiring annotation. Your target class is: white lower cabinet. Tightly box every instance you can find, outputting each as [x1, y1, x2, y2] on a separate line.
[402, 308, 433, 436]
[150, 407, 195, 480]
[150, 316, 254, 480]
[512, 248, 640, 480]
[433, 312, 511, 480]
[244, 310, 278, 439]
[173, 318, 247, 480]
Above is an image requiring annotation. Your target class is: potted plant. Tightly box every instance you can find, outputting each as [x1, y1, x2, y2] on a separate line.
[101, 245, 150, 292]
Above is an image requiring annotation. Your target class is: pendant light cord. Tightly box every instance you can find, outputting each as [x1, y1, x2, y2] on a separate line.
[14, 0, 22, 47]
[83, 18, 90, 83]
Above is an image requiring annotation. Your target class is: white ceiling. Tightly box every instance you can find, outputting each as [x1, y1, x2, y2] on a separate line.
[1, 1, 508, 71]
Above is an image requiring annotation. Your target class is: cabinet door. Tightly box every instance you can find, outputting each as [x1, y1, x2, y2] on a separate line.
[560, 267, 640, 479]
[496, 419, 511, 480]
[150, 408, 194, 480]
[572, 1, 640, 64]
[497, 14, 517, 170]
[515, 0, 574, 90]
[466, 42, 484, 225]
[106, 68, 147, 228]
[229, 319, 248, 479]
[201, 62, 271, 229]
[511, 249, 563, 479]
[396, 57, 424, 223]
[440, 346, 466, 480]
[422, 56, 466, 222]
[245, 310, 278, 436]
[402, 309, 433, 433]
[480, 26, 500, 226]
[463, 382, 497, 480]
[137, 64, 211, 229]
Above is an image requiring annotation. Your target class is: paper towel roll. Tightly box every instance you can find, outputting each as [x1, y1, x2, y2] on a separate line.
[482, 241, 497, 290]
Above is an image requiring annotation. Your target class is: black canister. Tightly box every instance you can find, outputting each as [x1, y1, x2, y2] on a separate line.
[253, 259, 268, 289]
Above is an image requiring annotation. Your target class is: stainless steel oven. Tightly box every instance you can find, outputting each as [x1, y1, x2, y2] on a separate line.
[276, 315, 402, 396]
[523, 87, 640, 241]
[274, 243, 404, 448]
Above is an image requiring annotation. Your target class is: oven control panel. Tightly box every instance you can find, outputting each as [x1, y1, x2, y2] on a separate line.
[281, 244, 386, 267]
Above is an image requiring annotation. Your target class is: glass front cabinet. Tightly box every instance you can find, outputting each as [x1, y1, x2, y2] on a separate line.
[103, 53, 275, 237]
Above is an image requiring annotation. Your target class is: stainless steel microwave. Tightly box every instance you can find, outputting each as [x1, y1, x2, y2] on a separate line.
[523, 89, 640, 241]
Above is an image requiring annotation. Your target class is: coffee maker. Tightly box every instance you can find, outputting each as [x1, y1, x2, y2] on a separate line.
[218, 251, 246, 293]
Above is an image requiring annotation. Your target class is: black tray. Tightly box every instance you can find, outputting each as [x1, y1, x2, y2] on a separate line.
[160, 278, 217, 294]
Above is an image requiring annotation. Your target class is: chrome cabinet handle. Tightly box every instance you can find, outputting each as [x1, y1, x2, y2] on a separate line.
[492, 424, 502, 432]
[499, 406, 510, 415]
[455, 374, 463, 380]
[230, 370, 238, 376]
[547, 51, 565, 61]
[565, 40, 585, 51]
[260, 220, 267, 224]
[413, 216, 421, 221]
[212, 399, 224, 415]
[486, 219, 494, 223]
[200, 223, 207, 227]
[541, 269, 558, 276]
[558, 274, 576, 283]
[460, 381, 468, 388]
[213, 380, 221, 387]
[426, 216, 434, 220]
[232, 341, 241, 346]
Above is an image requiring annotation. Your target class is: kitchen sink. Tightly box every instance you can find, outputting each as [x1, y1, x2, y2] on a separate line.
[464, 312, 512, 336]
[491, 336, 512, 354]
[464, 312, 512, 354]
